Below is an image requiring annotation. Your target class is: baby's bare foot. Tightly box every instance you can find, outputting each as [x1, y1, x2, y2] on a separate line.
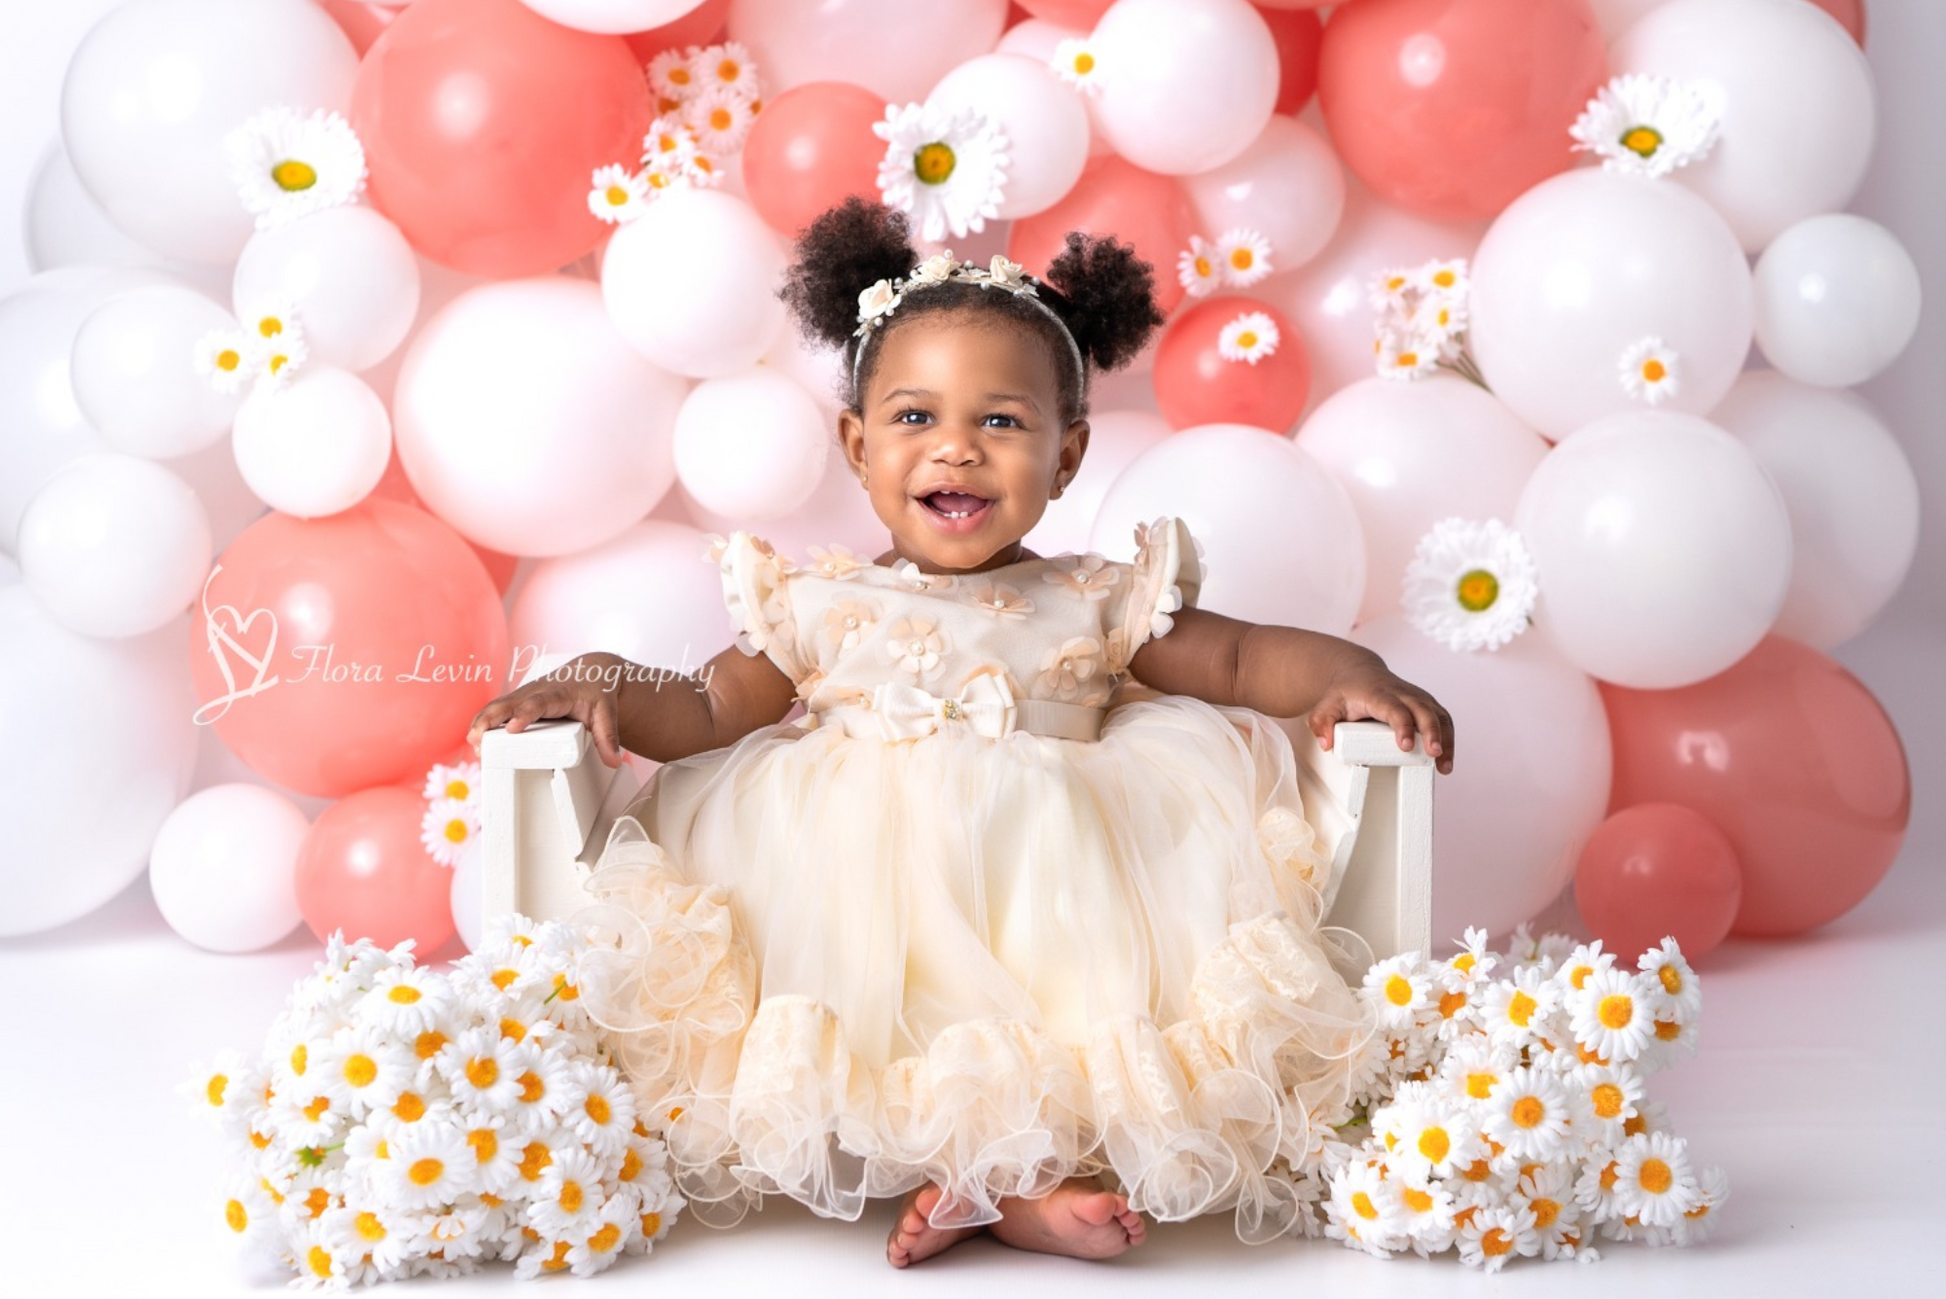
[990, 1178, 1147, 1260]
[886, 1184, 985, 1268]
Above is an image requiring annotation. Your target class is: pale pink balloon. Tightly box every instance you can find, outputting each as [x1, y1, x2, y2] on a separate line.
[1296, 377, 1548, 627]
[1089, 0, 1281, 176]
[726, 0, 1009, 104]
[1182, 115, 1345, 274]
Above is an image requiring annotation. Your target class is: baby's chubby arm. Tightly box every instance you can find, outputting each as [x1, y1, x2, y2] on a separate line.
[1125, 607, 1455, 775]
[465, 644, 798, 768]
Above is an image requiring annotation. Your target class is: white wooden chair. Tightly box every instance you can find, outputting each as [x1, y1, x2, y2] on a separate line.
[480, 717, 1432, 961]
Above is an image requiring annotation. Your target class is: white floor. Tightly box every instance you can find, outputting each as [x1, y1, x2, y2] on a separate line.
[6, 626, 1940, 1299]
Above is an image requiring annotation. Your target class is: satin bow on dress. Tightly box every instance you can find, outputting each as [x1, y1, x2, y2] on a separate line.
[870, 671, 1018, 741]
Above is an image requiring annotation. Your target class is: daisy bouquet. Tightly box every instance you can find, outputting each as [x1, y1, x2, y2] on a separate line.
[185, 916, 683, 1287]
[1305, 929, 1725, 1270]
[1371, 258, 1486, 389]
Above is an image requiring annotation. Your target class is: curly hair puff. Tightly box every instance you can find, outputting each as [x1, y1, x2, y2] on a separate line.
[777, 196, 1167, 426]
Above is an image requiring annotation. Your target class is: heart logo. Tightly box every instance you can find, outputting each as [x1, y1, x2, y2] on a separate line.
[193, 565, 282, 726]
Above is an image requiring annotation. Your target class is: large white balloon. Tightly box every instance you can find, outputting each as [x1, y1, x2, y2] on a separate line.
[70, 284, 240, 459]
[1091, 423, 1364, 634]
[1752, 213, 1922, 388]
[1354, 614, 1611, 941]
[1183, 116, 1345, 274]
[515, 0, 709, 33]
[0, 267, 173, 553]
[1296, 378, 1549, 627]
[231, 365, 392, 518]
[1469, 170, 1752, 441]
[672, 369, 828, 521]
[59, 0, 360, 264]
[602, 189, 789, 379]
[1710, 371, 1919, 651]
[0, 592, 199, 937]
[149, 784, 308, 952]
[24, 141, 233, 299]
[394, 278, 686, 557]
[17, 453, 212, 639]
[1514, 410, 1792, 689]
[928, 54, 1089, 219]
[509, 521, 738, 680]
[1611, 0, 1875, 252]
[1027, 409, 1173, 558]
[1088, 0, 1279, 176]
[727, 0, 1009, 105]
[232, 206, 423, 373]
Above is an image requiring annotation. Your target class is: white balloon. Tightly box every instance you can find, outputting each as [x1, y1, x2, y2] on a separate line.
[515, 0, 709, 33]
[1353, 614, 1610, 941]
[1088, 0, 1279, 175]
[727, 0, 1009, 105]
[995, 16, 1079, 62]
[394, 277, 686, 557]
[928, 54, 1089, 219]
[231, 365, 391, 518]
[1296, 378, 1549, 627]
[1514, 410, 1792, 689]
[149, 784, 308, 952]
[0, 592, 199, 937]
[677, 448, 888, 562]
[1091, 423, 1364, 635]
[673, 369, 829, 521]
[0, 267, 174, 553]
[162, 436, 269, 555]
[1752, 213, 1922, 388]
[24, 141, 233, 299]
[1611, 0, 1875, 252]
[602, 189, 788, 379]
[1183, 116, 1345, 274]
[59, 0, 360, 264]
[232, 207, 422, 373]
[1027, 409, 1173, 558]
[71, 284, 240, 458]
[1469, 170, 1752, 441]
[18, 453, 212, 639]
[1710, 371, 1918, 650]
[509, 521, 738, 679]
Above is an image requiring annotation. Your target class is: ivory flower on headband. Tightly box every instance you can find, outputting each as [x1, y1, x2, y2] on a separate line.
[853, 253, 1046, 337]
[874, 102, 1009, 243]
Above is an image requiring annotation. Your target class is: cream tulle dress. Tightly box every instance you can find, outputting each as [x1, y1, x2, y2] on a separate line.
[574, 516, 1374, 1242]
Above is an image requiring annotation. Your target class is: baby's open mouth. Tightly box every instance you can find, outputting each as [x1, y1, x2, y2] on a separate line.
[921, 491, 991, 520]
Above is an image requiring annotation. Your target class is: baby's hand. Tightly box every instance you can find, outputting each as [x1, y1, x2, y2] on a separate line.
[466, 653, 630, 769]
[1309, 659, 1454, 775]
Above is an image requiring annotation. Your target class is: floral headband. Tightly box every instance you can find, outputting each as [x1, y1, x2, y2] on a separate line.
[851, 252, 1086, 387]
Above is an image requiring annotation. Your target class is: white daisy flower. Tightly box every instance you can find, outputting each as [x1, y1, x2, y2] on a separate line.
[559, 1061, 637, 1158]
[501, 1044, 576, 1134]
[1324, 1159, 1408, 1256]
[1176, 235, 1221, 299]
[1409, 294, 1469, 358]
[685, 84, 758, 154]
[240, 299, 306, 381]
[1214, 228, 1273, 287]
[1446, 927, 1498, 984]
[646, 48, 699, 108]
[689, 41, 758, 92]
[456, 1114, 522, 1198]
[318, 1026, 415, 1116]
[182, 1049, 250, 1126]
[1568, 966, 1656, 1064]
[1483, 1065, 1573, 1162]
[1051, 38, 1103, 95]
[423, 760, 482, 806]
[371, 1119, 477, 1210]
[1642, 1003, 1701, 1070]
[1512, 1163, 1583, 1261]
[505, 1126, 574, 1200]
[193, 329, 254, 396]
[1570, 73, 1724, 180]
[1361, 953, 1432, 1029]
[641, 115, 701, 172]
[1480, 962, 1559, 1050]
[1558, 940, 1616, 997]
[874, 101, 1009, 243]
[322, 1200, 416, 1276]
[1402, 517, 1540, 654]
[268, 1075, 342, 1149]
[289, 1212, 380, 1290]
[218, 1173, 280, 1254]
[1639, 937, 1702, 1020]
[1414, 258, 1469, 299]
[1565, 1059, 1644, 1141]
[1383, 1094, 1481, 1183]
[678, 150, 725, 190]
[440, 1026, 525, 1117]
[406, 1197, 492, 1264]
[587, 164, 650, 224]
[1438, 1034, 1517, 1107]
[1396, 1177, 1458, 1255]
[527, 1146, 609, 1239]
[1668, 1164, 1729, 1245]
[1610, 1130, 1699, 1226]
[1619, 335, 1682, 405]
[1375, 330, 1439, 381]
[356, 965, 454, 1040]
[225, 106, 367, 230]
[1217, 311, 1279, 365]
[420, 797, 479, 870]
[1457, 1201, 1540, 1272]
[1369, 266, 1418, 313]
[565, 1193, 639, 1277]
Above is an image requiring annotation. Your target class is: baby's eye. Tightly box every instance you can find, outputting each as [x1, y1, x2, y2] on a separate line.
[983, 414, 1021, 428]
[895, 409, 931, 426]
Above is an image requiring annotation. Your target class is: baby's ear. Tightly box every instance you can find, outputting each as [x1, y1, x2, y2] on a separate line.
[837, 409, 868, 473]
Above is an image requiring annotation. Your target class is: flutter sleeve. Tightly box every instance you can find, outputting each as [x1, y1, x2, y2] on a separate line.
[1107, 515, 1207, 675]
[707, 531, 811, 684]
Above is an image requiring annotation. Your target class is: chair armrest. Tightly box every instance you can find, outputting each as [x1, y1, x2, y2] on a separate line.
[480, 719, 641, 926]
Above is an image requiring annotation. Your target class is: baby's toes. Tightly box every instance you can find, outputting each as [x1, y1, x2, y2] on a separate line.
[1070, 1190, 1127, 1229]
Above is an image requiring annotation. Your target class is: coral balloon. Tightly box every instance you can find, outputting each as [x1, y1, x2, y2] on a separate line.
[1008, 155, 1198, 313]
[623, 0, 731, 62]
[295, 785, 457, 951]
[350, 0, 654, 276]
[1153, 296, 1309, 433]
[741, 82, 890, 237]
[1808, 0, 1867, 46]
[1601, 636, 1910, 937]
[1575, 803, 1742, 961]
[189, 499, 511, 798]
[1318, 0, 1607, 222]
[318, 0, 401, 54]
[371, 450, 519, 595]
[1261, 3, 1325, 116]
[1013, 0, 1113, 25]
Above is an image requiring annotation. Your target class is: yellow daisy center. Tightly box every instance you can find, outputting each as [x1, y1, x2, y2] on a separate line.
[1462, 1157, 1493, 1182]
[1621, 125, 1663, 158]
[1432, 269, 1457, 289]
[1569, 964, 1594, 990]
[267, 353, 289, 375]
[408, 1158, 444, 1187]
[291, 1044, 308, 1075]
[1511, 1096, 1545, 1129]
[1454, 953, 1476, 974]
[1229, 248, 1255, 272]
[466, 1058, 499, 1088]
[1592, 1082, 1625, 1119]
[1598, 994, 1634, 1029]
[393, 1092, 426, 1122]
[1073, 51, 1095, 75]
[1642, 358, 1668, 383]
[343, 1054, 377, 1088]
[585, 1094, 612, 1125]
[1386, 275, 1407, 293]
[519, 1142, 552, 1181]
[272, 160, 317, 192]
[1417, 1128, 1451, 1163]
[206, 1074, 229, 1107]
[387, 984, 423, 1005]
[590, 1222, 623, 1252]
[1532, 1197, 1560, 1229]
[669, 67, 691, 86]
[303, 1187, 331, 1218]
[620, 1148, 643, 1182]
[1638, 1158, 1673, 1194]
[302, 1096, 330, 1123]
[1466, 1072, 1496, 1101]
[445, 779, 471, 799]
[1402, 1186, 1434, 1213]
[257, 316, 284, 339]
[490, 969, 518, 991]
[501, 1018, 527, 1043]
[216, 349, 242, 372]
[355, 1212, 386, 1242]
[641, 1212, 662, 1237]
[543, 1241, 572, 1271]
[553, 974, 580, 1002]
[1383, 974, 1414, 1006]
[605, 185, 630, 206]
[1438, 990, 1467, 1018]
[1482, 1227, 1513, 1256]
[709, 107, 733, 131]
[1658, 965, 1684, 995]
[519, 1071, 547, 1104]
[914, 142, 957, 185]
[657, 95, 681, 114]
[560, 1181, 584, 1214]
[1456, 568, 1499, 613]
[307, 1245, 333, 1277]
[1235, 330, 1259, 351]
[468, 1128, 498, 1163]
[444, 818, 470, 844]
[1507, 991, 1536, 1026]
[414, 1030, 448, 1060]
[1395, 350, 1420, 369]
[1351, 1191, 1379, 1220]
[648, 171, 673, 189]
[1624, 1113, 1648, 1138]
[224, 1199, 248, 1232]
[1655, 1018, 1682, 1041]
[717, 59, 740, 81]
[1194, 255, 1213, 278]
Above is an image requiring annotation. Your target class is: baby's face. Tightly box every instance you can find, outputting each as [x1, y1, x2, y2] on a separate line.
[841, 313, 1088, 576]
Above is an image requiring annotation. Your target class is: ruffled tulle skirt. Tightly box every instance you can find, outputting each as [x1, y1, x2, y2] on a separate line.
[573, 694, 1376, 1242]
